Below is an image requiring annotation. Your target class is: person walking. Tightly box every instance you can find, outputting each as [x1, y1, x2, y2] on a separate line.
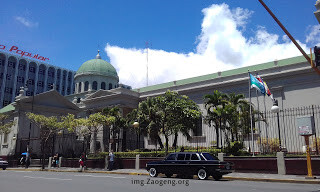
[79, 152, 86, 172]
[108, 150, 115, 171]
[25, 151, 31, 169]
[53, 153, 59, 167]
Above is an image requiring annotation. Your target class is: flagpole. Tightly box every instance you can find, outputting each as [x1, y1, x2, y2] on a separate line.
[248, 71, 255, 157]
[263, 94, 269, 154]
[255, 89, 262, 154]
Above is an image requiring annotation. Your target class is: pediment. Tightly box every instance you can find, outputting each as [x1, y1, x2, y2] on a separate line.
[20, 90, 80, 112]
[85, 90, 116, 100]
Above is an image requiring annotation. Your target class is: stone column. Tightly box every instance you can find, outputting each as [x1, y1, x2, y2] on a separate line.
[58, 157, 62, 168]
[48, 157, 52, 169]
[135, 154, 140, 170]
[277, 152, 286, 175]
[218, 153, 225, 162]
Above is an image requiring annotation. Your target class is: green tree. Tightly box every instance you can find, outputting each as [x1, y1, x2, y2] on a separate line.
[102, 107, 127, 151]
[204, 90, 228, 149]
[84, 112, 115, 154]
[225, 93, 250, 142]
[131, 90, 201, 154]
[0, 114, 15, 135]
[126, 97, 164, 150]
[60, 114, 87, 154]
[26, 112, 62, 169]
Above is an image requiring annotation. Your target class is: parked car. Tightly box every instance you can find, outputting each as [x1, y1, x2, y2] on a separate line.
[146, 152, 234, 180]
[0, 158, 8, 170]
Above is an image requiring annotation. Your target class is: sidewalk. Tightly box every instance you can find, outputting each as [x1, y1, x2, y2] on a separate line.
[5, 167, 320, 184]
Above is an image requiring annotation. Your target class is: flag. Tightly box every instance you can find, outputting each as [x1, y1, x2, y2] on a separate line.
[256, 74, 273, 99]
[263, 81, 273, 99]
[256, 75, 264, 84]
[249, 73, 265, 94]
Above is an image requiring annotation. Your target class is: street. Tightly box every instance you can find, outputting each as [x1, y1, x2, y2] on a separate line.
[0, 170, 319, 192]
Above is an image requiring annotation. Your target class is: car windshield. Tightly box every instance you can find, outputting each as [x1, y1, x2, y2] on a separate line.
[166, 154, 176, 160]
[201, 153, 218, 160]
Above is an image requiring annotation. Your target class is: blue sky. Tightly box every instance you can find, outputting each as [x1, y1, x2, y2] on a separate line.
[1, 0, 320, 88]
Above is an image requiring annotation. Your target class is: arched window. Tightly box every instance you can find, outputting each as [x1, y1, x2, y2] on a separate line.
[92, 81, 97, 90]
[101, 82, 106, 90]
[84, 81, 89, 91]
[109, 83, 112, 90]
[78, 82, 82, 93]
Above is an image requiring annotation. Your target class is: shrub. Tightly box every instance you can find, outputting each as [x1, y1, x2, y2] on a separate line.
[257, 137, 280, 154]
[223, 141, 246, 156]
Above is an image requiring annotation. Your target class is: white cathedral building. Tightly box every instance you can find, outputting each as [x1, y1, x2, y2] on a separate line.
[0, 49, 319, 158]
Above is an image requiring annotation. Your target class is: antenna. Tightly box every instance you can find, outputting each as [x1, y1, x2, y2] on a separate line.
[145, 41, 149, 86]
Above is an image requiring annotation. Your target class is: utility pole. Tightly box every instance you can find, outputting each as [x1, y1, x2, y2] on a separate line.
[258, 0, 320, 75]
[145, 41, 149, 86]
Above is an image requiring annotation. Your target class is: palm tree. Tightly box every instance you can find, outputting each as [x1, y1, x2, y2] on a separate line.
[225, 93, 250, 141]
[126, 97, 164, 149]
[204, 90, 228, 149]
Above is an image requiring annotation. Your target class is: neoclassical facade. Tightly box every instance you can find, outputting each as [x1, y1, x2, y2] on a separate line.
[0, 52, 319, 157]
[0, 50, 75, 108]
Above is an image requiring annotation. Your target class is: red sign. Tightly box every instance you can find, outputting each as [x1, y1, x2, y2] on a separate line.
[0, 45, 49, 62]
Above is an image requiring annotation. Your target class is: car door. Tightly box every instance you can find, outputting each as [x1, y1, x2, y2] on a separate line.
[189, 153, 201, 174]
[184, 153, 192, 175]
[161, 153, 177, 174]
[176, 153, 186, 174]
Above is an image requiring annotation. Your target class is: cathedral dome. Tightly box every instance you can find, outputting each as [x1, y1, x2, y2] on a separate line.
[75, 51, 118, 80]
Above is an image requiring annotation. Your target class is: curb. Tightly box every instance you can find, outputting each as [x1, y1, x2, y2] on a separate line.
[4, 168, 319, 184]
[224, 176, 320, 184]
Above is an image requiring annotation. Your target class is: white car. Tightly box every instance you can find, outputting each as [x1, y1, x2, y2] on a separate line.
[0, 158, 8, 170]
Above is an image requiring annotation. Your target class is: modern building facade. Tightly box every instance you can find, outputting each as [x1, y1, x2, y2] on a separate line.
[0, 50, 76, 108]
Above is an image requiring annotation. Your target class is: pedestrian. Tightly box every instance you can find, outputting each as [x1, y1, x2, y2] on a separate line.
[108, 150, 115, 171]
[53, 153, 59, 167]
[79, 152, 86, 172]
[25, 151, 31, 169]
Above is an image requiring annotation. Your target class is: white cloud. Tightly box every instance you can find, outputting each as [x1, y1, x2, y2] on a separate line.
[306, 25, 320, 46]
[105, 3, 308, 89]
[15, 16, 39, 28]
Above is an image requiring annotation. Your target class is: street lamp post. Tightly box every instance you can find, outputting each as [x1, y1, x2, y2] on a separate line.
[271, 99, 282, 151]
[133, 122, 140, 151]
[25, 79, 34, 153]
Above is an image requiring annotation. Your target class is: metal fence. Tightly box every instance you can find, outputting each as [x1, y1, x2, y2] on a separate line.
[14, 105, 320, 156]
[143, 105, 320, 155]
[255, 105, 320, 155]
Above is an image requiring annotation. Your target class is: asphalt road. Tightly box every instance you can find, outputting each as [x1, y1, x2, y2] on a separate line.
[0, 170, 319, 192]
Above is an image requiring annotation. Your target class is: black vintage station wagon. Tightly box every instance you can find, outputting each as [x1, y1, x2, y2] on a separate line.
[146, 152, 234, 180]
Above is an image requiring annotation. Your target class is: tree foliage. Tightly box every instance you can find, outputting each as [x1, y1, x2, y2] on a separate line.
[84, 112, 115, 154]
[26, 112, 62, 143]
[26, 112, 62, 169]
[204, 90, 252, 149]
[0, 114, 15, 134]
[128, 90, 201, 154]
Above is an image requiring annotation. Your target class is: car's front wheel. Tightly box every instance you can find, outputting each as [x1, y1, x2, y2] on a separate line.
[197, 169, 208, 180]
[2, 167, 6, 170]
[149, 167, 158, 177]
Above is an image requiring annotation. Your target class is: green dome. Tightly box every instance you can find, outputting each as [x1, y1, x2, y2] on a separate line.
[76, 57, 118, 79]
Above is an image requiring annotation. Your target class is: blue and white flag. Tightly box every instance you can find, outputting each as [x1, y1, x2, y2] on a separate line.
[249, 73, 265, 95]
